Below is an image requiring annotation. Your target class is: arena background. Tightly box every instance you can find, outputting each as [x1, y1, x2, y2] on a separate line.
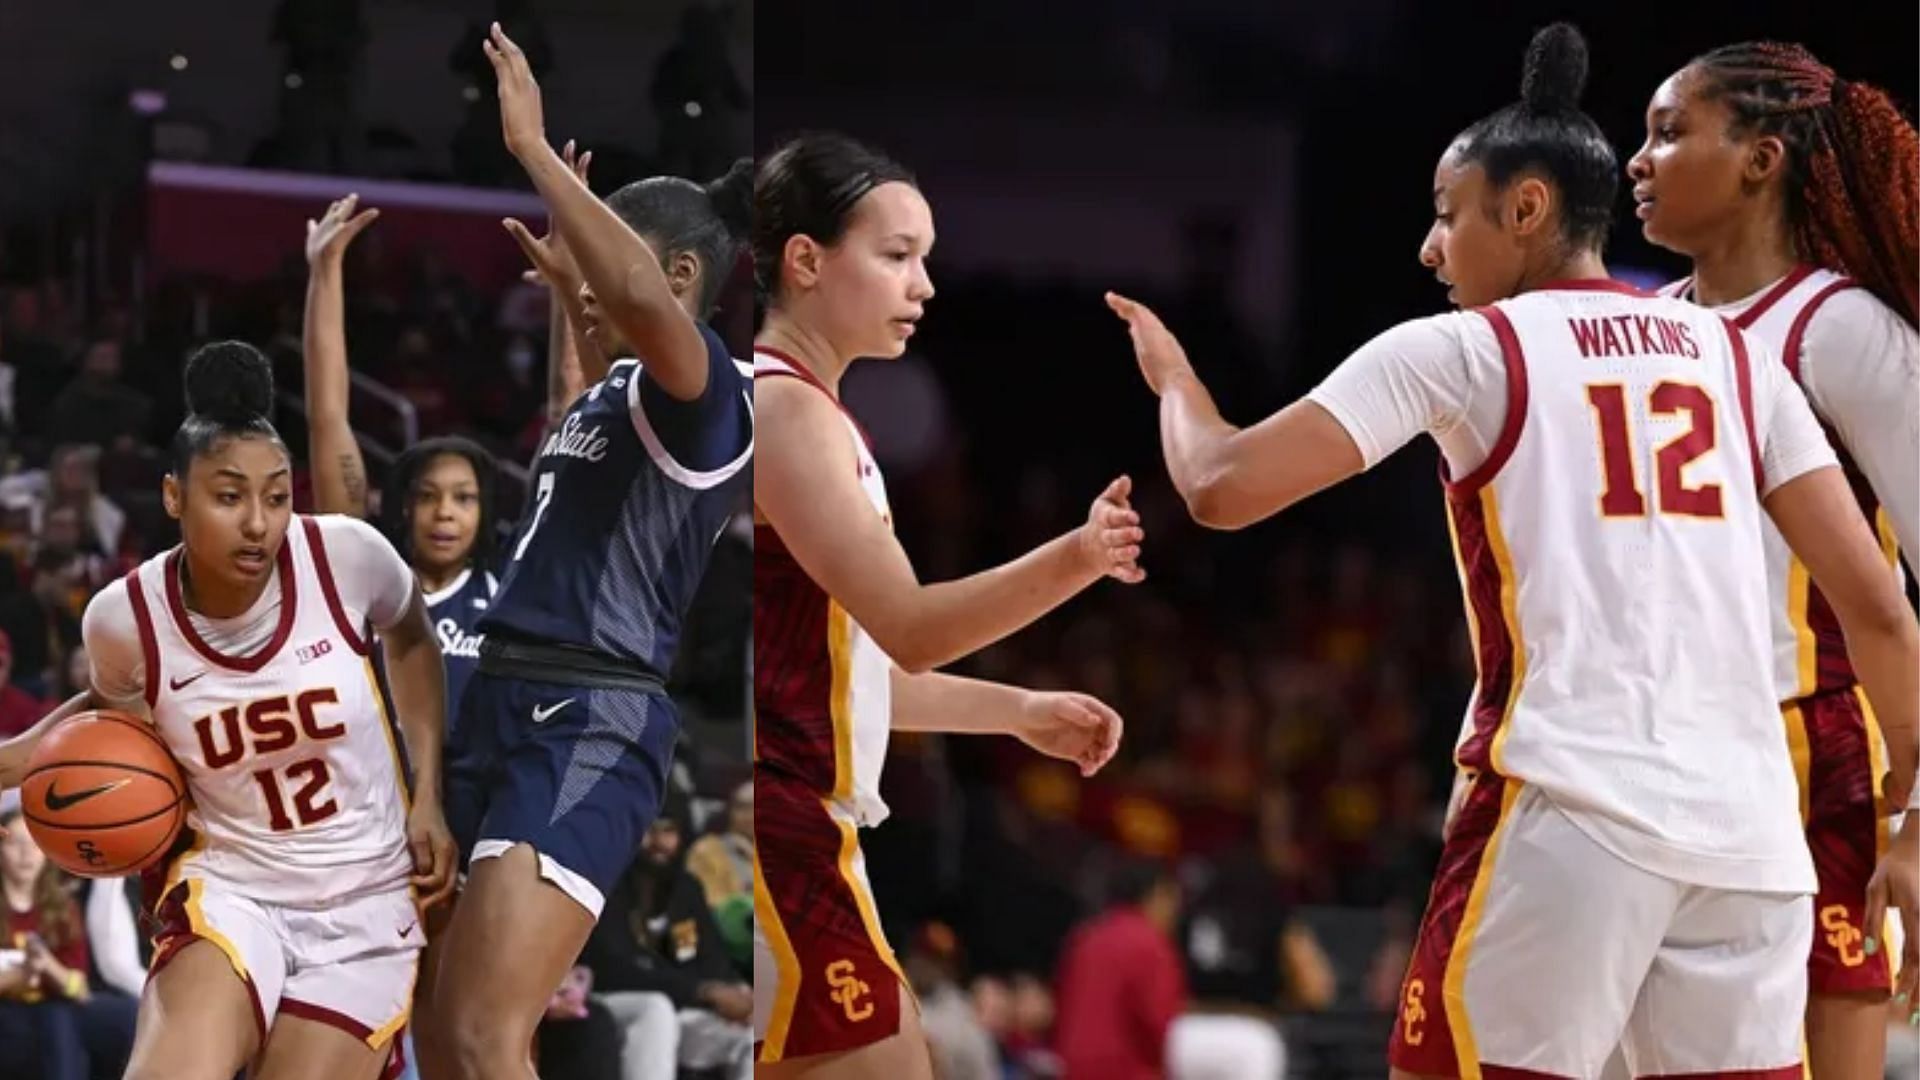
[0, 2, 752, 1077]
[756, 2, 1919, 1077]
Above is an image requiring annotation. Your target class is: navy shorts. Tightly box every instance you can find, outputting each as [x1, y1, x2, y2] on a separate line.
[445, 670, 678, 917]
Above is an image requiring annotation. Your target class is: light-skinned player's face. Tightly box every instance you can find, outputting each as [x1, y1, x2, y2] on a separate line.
[1626, 67, 1773, 257]
[166, 436, 294, 595]
[411, 453, 481, 576]
[812, 181, 936, 360]
[1420, 150, 1527, 309]
[0, 814, 44, 887]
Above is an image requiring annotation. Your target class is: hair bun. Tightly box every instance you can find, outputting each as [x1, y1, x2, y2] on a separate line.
[183, 341, 274, 424]
[1521, 22, 1590, 113]
[705, 157, 753, 242]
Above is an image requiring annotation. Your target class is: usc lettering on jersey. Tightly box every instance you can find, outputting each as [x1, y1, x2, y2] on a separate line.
[126, 518, 413, 906]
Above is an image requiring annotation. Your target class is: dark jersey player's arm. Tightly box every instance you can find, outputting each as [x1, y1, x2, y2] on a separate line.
[303, 198, 380, 516]
[517, 146, 711, 402]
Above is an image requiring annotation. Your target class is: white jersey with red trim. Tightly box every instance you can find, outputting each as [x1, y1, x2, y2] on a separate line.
[752, 348, 893, 827]
[122, 518, 414, 906]
[1431, 283, 1824, 893]
[1670, 265, 1909, 702]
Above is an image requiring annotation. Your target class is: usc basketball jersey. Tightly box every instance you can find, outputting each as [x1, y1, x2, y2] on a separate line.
[752, 348, 893, 827]
[1662, 266, 1907, 702]
[1311, 279, 1838, 894]
[121, 517, 415, 907]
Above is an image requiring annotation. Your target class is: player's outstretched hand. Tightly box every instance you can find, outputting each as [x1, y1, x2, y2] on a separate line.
[305, 194, 380, 268]
[1078, 475, 1146, 585]
[482, 21, 547, 159]
[1864, 820, 1920, 1021]
[1105, 292, 1196, 397]
[1014, 691, 1124, 778]
[407, 800, 458, 910]
[511, 140, 593, 291]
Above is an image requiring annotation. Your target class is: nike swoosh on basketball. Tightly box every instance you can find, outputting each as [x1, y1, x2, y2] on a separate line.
[43, 779, 132, 812]
[531, 699, 575, 724]
[169, 671, 208, 691]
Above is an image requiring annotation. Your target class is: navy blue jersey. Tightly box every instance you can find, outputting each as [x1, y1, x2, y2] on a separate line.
[426, 565, 497, 715]
[482, 322, 752, 674]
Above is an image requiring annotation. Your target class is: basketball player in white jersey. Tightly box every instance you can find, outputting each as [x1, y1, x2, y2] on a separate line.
[1628, 42, 1920, 1067]
[0, 342, 455, 1080]
[1109, 24, 1918, 1080]
[753, 131, 1137, 1079]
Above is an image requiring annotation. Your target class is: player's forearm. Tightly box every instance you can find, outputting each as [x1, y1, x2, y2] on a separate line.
[889, 669, 1026, 735]
[545, 290, 587, 426]
[520, 148, 702, 395]
[385, 627, 448, 801]
[882, 533, 1099, 673]
[303, 261, 369, 515]
[1837, 609, 1920, 808]
[1159, 371, 1244, 528]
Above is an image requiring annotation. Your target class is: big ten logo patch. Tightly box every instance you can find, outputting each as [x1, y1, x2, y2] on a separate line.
[296, 639, 333, 665]
[1401, 978, 1428, 1046]
[825, 958, 873, 1023]
[1820, 904, 1866, 967]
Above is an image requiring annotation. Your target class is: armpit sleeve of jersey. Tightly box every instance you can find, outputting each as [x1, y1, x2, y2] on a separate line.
[1800, 293, 1920, 564]
[630, 321, 752, 478]
[1304, 313, 1481, 469]
[317, 514, 419, 630]
[80, 585, 147, 712]
[1753, 343, 1840, 496]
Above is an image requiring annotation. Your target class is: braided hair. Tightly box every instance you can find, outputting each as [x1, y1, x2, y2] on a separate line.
[1690, 42, 1919, 327]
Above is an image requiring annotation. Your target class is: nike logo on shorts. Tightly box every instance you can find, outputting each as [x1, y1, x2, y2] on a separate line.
[44, 779, 132, 812]
[531, 699, 575, 724]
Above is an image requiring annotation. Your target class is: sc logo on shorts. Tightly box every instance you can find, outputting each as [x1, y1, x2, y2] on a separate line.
[1401, 978, 1428, 1046]
[825, 959, 873, 1023]
[1820, 904, 1866, 968]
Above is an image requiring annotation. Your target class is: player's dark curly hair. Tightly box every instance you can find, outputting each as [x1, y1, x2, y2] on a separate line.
[380, 436, 499, 572]
[170, 341, 285, 478]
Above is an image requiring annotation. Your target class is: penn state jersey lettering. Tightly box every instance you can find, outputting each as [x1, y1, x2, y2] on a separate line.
[426, 567, 496, 710]
[483, 322, 752, 674]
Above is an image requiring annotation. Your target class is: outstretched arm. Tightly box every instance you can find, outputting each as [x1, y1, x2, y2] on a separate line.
[1107, 293, 1364, 529]
[487, 24, 709, 402]
[303, 195, 381, 516]
[758, 378, 1144, 674]
[889, 667, 1122, 777]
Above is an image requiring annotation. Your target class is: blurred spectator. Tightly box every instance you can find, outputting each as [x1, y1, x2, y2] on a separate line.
[1053, 860, 1185, 1080]
[20, 447, 126, 559]
[535, 966, 624, 1080]
[268, 0, 368, 173]
[44, 340, 153, 453]
[46, 647, 90, 707]
[651, 5, 750, 180]
[33, 506, 110, 622]
[685, 780, 752, 907]
[0, 808, 138, 1080]
[0, 631, 51, 738]
[3, 290, 70, 432]
[902, 923, 999, 1080]
[582, 807, 752, 1080]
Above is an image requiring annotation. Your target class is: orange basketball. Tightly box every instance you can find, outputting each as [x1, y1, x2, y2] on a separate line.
[20, 710, 187, 878]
